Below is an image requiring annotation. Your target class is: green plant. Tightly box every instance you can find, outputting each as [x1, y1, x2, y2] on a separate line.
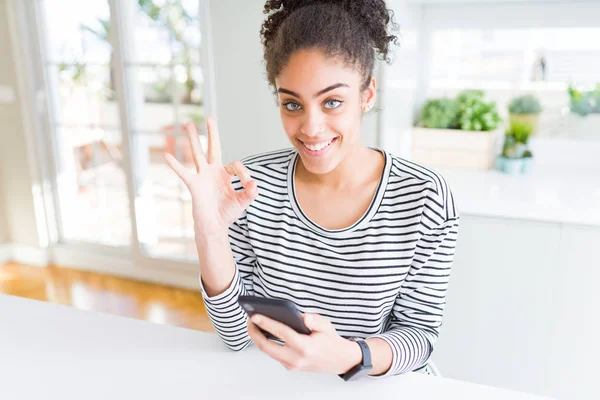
[455, 89, 502, 131]
[138, 0, 199, 104]
[187, 110, 204, 125]
[80, 17, 115, 96]
[81, 18, 109, 41]
[523, 149, 533, 158]
[508, 95, 542, 115]
[456, 89, 484, 103]
[501, 135, 519, 159]
[58, 62, 86, 85]
[501, 135, 529, 159]
[148, 80, 173, 103]
[417, 89, 502, 131]
[591, 85, 600, 114]
[568, 83, 600, 117]
[508, 121, 533, 145]
[501, 121, 533, 159]
[419, 98, 458, 129]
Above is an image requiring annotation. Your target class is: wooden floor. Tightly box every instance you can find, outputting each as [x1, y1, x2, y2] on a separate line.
[0, 262, 214, 333]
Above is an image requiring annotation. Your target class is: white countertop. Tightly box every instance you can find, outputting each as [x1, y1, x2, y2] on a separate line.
[438, 165, 600, 227]
[0, 294, 552, 400]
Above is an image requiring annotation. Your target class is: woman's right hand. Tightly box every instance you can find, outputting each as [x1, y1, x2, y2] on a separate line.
[164, 117, 258, 239]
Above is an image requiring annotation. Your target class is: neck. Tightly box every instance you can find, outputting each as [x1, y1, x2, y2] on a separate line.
[296, 143, 380, 191]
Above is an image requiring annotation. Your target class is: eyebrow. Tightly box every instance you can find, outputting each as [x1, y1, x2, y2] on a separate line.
[277, 83, 350, 99]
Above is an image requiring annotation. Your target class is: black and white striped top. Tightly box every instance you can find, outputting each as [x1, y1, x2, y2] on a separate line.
[200, 148, 459, 376]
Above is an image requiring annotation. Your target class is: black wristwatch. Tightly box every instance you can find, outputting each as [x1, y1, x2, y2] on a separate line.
[339, 339, 373, 381]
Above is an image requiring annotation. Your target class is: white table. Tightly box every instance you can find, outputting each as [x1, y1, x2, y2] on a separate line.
[0, 294, 553, 400]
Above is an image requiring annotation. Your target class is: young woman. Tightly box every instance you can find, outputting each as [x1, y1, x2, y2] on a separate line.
[165, 0, 459, 379]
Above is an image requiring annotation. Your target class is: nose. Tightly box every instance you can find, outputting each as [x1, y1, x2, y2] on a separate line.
[300, 108, 326, 137]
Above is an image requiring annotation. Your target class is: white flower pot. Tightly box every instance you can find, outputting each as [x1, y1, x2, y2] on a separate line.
[411, 127, 502, 170]
[502, 158, 524, 175]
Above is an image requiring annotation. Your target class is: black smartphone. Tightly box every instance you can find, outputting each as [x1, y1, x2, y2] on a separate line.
[238, 296, 311, 342]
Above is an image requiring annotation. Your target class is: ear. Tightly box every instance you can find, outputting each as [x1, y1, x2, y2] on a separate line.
[362, 76, 377, 112]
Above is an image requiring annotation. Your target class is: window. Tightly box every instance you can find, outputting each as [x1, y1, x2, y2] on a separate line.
[36, 0, 211, 260]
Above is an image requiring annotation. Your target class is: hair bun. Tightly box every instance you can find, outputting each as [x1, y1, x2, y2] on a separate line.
[262, 0, 398, 62]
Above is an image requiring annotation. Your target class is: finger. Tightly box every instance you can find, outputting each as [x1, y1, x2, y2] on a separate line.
[247, 319, 283, 354]
[227, 160, 258, 209]
[303, 313, 335, 334]
[184, 121, 207, 172]
[251, 315, 303, 349]
[248, 319, 298, 366]
[206, 116, 222, 165]
[163, 153, 190, 187]
[235, 179, 258, 210]
[224, 162, 235, 177]
[230, 160, 252, 187]
[248, 318, 267, 342]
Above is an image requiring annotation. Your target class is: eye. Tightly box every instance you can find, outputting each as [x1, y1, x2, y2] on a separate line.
[283, 101, 302, 112]
[324, 99, 343, 109]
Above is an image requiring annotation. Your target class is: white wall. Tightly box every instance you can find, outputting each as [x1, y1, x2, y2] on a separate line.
[378, 0, 423, 157]
[209, 0, 285, 164]
[210, 0, 380, 164]
[0, 0, 40, 248]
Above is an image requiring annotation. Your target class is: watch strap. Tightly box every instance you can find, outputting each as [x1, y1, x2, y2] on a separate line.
[339, 338, 373, 381]
[355, 339, 372, 367]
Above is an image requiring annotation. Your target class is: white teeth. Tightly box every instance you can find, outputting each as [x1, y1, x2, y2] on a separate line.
[302, 139, 334, 151]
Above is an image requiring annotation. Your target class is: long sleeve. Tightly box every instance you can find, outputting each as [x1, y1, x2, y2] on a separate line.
[370, 189, 459, 376]
[199, 210, 256, 351]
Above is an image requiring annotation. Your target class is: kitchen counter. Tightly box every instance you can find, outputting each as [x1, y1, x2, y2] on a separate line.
[438, 165, 600, 227]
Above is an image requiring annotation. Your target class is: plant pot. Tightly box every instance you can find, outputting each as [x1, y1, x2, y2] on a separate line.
[568, 113, 600, 140]
[494, 156, 504, 172]
[521, 157, 534, 174]
[411, 127, 501, 170]
[509, 113, 540, 136]
[501, 158, 524, 175]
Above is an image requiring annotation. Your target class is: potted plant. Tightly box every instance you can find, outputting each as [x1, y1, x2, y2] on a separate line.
[522, 149, 534, 174]
[412, 90, 503, 170]
[455, 90, 502, 132]
[568, 84, 600, 140]
[499, 135, 522, 174]
[497, 121, 533, 175]
[508, 94, 542, 136]
[419, 98, 458, 129]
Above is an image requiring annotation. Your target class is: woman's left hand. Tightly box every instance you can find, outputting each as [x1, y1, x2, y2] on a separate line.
[247, 313, 362, 375]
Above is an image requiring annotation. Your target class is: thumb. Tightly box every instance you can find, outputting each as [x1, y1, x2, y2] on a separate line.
[303, 313, 335, 333]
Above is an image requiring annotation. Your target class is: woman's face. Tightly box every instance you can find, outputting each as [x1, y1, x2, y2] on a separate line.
[275, 49, 376, 175]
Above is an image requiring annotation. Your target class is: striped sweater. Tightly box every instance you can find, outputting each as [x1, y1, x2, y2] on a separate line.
[200, 148, 459, 376]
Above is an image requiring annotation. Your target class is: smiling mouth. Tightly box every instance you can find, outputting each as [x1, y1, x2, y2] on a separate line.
[299, 137, 338, 152]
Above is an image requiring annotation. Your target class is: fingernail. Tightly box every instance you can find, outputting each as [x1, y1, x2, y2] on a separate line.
[252, 315, 262, 324]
